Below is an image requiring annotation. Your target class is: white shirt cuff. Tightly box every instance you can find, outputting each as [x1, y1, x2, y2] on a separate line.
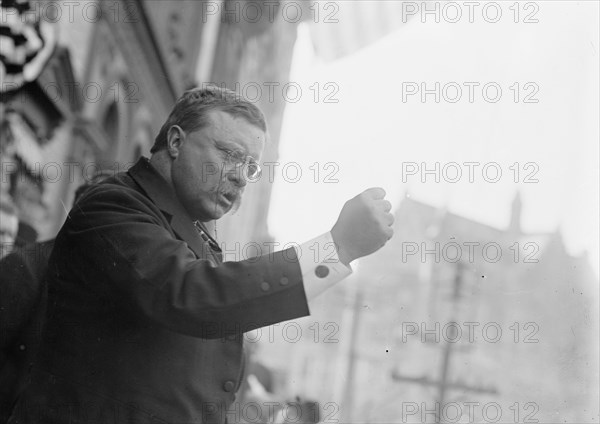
[294, 232, 352, 286]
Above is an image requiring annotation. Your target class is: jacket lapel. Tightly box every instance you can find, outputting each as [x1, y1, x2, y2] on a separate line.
[127, 157, 215, 261]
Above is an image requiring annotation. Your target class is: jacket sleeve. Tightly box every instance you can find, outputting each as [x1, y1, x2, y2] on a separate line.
[55, 184, 309, 339]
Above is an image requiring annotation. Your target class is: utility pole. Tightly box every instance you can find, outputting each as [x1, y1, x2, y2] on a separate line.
[340, 283, 364, 422]
[392, 262, 497, 423]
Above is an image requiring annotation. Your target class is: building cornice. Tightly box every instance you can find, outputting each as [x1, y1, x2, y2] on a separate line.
[100, 0, 177, 123]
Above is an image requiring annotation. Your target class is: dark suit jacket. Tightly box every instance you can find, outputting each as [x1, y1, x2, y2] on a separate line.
[0, 239, 53, 423]
[9, 157, 309, 424]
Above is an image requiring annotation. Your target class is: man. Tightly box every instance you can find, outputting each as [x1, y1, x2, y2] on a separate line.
[1, 181, 106, 423]
[0, 238, 53, 423]
[0, 200, 18, 259]
[9, 164, 47, 249]
[9, 86, 394, 424]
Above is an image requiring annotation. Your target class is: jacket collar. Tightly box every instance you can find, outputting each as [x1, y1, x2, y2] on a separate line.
[127, 157, 219, 261]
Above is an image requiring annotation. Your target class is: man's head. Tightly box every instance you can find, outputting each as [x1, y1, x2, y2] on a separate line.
[0, 199, 19, 258]
[150, 86, 267, 222]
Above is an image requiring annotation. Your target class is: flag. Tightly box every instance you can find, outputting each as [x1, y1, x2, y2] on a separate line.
[1, 0, 57, 93]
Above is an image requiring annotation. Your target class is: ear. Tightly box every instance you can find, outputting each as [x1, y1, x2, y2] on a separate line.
[166, 125, 185, 159]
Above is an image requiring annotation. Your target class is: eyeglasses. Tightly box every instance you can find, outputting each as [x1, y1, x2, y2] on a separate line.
[219, 148, 262, 180]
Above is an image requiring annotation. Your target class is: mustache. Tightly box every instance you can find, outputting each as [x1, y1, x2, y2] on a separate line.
[214, 167, 243, 215]
[211, 187, 242, 200]
[211, 185, 243, 214]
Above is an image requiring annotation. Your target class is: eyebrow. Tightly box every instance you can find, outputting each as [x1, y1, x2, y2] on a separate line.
[211, 137, 248, 155]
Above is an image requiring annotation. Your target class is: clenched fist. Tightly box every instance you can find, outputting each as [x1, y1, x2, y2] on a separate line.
[330, 187, 394, 266]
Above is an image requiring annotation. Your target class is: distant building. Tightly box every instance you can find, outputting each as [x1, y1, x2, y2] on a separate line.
[351, 194, 598, 423]
[260, 193, 598, 423]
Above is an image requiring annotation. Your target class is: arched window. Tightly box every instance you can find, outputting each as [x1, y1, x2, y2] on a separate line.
[102, 101, 119, 143]
[96, 101, 120, 168]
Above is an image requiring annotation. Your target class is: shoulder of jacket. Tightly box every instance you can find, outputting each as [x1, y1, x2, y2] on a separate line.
[69, 177, 165, 225]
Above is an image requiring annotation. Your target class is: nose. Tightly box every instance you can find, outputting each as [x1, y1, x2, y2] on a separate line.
[226, 166, 247, 188]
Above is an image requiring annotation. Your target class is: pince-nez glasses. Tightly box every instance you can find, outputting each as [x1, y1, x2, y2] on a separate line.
[220, 148, 262, 180]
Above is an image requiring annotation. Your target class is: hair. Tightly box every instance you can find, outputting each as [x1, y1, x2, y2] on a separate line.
[150, 85, 267, 154]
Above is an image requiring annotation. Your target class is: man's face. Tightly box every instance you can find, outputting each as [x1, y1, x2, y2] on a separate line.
[0, 209, 18, 258]
[170, 110, 266, 222]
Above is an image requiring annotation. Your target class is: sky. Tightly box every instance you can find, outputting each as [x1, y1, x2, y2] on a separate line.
[267, 1, 599, 276]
